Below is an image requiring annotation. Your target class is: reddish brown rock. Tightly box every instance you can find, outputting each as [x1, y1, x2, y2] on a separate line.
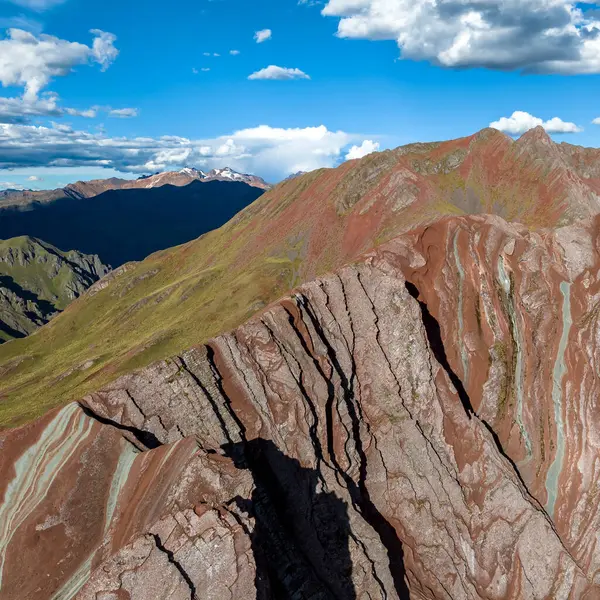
[4, 216, 599, 598]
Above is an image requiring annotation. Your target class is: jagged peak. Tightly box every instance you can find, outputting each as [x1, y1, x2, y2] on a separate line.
[517, 125, 555, 145]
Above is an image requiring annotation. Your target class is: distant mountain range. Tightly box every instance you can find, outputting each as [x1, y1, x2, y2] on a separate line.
[0, 236, 108, 343]
[0, 179, 265, 267]
[0, 167, 271, 210]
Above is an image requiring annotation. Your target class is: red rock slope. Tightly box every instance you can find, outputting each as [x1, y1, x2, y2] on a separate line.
[2, 213, 600, 598]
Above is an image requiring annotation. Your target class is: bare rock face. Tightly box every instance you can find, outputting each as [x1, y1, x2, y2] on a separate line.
[2, 215, 600, 598]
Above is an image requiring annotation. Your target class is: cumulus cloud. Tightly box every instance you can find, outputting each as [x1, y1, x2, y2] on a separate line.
[27, 175, 42, 181]
[108, 108, 138, 118]
[254, 29, 272, 43]
[0, 29, 118, 101]
[248, 65, 310, 80]
[345, 139, 380, 160]
[490, 111, 582, 135]
[321, 0, 600, 74]
[0, 122, 369, 181]
[593, 117, 600, 125]
[230, 50, 240, 55]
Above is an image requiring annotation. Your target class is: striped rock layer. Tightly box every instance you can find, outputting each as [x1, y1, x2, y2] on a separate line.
[1, 214, 600, 598]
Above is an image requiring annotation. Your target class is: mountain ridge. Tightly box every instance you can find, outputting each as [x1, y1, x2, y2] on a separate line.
[1, 126, 600, 426]
[0, 166, 270, 210]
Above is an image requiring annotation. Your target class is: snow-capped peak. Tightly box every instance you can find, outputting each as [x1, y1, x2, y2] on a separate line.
[179, 167, 207, 178]
[209, 167, 246, 181]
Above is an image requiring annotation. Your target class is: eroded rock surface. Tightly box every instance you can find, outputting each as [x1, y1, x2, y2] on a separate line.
[2, 215, 600, 598]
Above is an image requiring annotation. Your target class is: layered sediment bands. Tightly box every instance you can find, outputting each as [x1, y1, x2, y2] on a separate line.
[3, 215, 600, 597]
[395, 214, 600, 581]
[0, 404, 213, 599]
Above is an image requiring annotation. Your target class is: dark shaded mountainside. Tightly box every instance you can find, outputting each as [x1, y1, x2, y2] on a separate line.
[0, 179, 265, 266]
[0, 236, 109, 343]
[4, 127, 600, 598]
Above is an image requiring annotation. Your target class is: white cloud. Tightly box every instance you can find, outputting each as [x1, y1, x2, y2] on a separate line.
[321, 0, 600, 74]
[108, 108, 138, 118]
[201, 68, 210, 72]
[254, 29, 272, 43]
[593, 117, 600, 125]
[0, 181, 24, 190]
[345, 139, 380, 160]
[0, 93, 61, 123]
[27, 175, 42, 181]
[248, 65, 310, 80]
[0, 29, 118, 101]
[230, 50, 240, 55]
[0, 93, 99, 123]
[0, 122, 369, 181]
[490, 111, 582, 135]
[192, 67, 199, 74]
[65, 106, 98, 118]
[6, 0, 67, 10]
[90, 30, 119, 71]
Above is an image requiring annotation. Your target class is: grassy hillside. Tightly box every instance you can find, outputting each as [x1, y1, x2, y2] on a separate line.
[0, 128, 594, 427]
[0, 236, 108, 344]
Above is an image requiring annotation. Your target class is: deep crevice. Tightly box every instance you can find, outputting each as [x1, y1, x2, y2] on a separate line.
[405, 281, 474, 417]
[205, 344, 248, 441]
[152, 534, 198, 600]
[78, 402, 162, 450]
[179, 356, 236, 445]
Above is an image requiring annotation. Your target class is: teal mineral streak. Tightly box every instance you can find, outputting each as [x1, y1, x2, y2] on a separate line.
[453, 232, 469, 384]
[51, 442, 139, 600]
[0, 404, 94, 587]
[104, 444, 139, 527]
[545, 281, 572, 518]
[497, 255, 532, 460]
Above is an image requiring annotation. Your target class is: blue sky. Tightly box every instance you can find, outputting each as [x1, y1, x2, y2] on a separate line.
[1, 0, 600, 189]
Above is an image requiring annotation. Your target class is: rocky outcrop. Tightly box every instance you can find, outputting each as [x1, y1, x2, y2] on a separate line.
[0, 236, 109, 342]
[2, 215, 599, 598]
